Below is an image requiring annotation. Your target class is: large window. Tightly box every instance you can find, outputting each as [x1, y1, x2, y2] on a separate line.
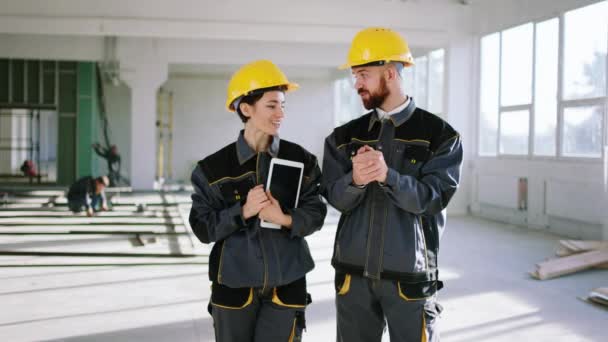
[428, 49, 445, 114]
[333, 77, 364, 127]
[478, 1, 608, 159]
[561, 1, 607, 157]
[414, 56, 428, 109]
[406, 49, 445, 116]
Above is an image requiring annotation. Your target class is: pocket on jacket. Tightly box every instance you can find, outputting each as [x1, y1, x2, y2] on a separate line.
[217, 176, 255, 206]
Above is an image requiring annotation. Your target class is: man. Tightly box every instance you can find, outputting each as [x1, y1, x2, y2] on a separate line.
[322, 27, 463, 342]
[67, 175, 110, 216]
[92, 143, 122, 186]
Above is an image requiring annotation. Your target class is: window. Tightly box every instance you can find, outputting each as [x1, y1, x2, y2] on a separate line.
[478, 0, 608, 159]
[402, 64, 415, 98]
[501, 24, 533, 106]
[333, 77, 364, 127]
[403, 49, 445, 116]
[561, 1, 607, 158]
[500, 110, 529, 155]
[562, 105, 603, 157]
[414, 56, 428, 109]
[428, 49, 445, 114]
[563, 1, 607, 100]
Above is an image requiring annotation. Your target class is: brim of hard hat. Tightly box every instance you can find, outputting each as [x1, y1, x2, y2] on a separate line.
[338, 58, 415, 70]
[226, 82, 300, 112]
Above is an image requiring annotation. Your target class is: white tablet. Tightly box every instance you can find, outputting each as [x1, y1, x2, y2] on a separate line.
[260, 158, 304, 229]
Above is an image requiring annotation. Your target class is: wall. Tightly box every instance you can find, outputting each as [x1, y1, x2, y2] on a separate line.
[163, 69, 334, 182]
[102, 83, 131, 181]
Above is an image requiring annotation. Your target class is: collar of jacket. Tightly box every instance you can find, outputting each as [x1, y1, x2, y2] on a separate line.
[236, 129, 280, 165]
[368, 97, 417, 131]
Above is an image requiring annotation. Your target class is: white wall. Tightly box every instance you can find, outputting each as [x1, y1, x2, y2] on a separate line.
[444, 35, 476, 215]
[163, 69, 334, 182]
[163, 76, 234, 181]
[102, 83, 131, 180]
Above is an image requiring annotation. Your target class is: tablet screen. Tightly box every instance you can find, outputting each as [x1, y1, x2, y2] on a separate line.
[269, 164, 302, 209]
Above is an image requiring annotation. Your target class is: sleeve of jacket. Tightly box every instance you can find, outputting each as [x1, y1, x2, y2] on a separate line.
[381, 134, 463, 215]
[321, 133, 367, 213]
[189, 165, 247, 244]
[287, 154, 327, 238]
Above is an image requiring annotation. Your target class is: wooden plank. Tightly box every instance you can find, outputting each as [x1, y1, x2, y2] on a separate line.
[555, 240, 608, 269]
[558, 240, 608, 254]
[530, 250, 608, 280]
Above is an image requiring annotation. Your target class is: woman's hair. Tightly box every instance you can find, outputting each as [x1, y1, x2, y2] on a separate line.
[236, 85, 288, 123]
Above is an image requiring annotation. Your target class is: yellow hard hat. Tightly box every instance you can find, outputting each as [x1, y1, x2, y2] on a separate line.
[340, 27, 414, 69]
[226, 60, 299, 112]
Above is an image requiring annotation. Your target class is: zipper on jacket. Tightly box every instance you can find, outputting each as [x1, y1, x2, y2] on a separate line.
[256, 152, 269, 292]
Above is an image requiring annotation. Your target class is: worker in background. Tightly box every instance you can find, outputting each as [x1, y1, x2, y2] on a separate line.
[322, 27, 463, 342]
[19, 160, 37, 177]
[92, 143, 122, 186]
[67, 175, 110, 217]
[189, 60, 327, 341]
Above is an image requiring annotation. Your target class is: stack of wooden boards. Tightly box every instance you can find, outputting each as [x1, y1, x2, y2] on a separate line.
[530, 240, 608, 308]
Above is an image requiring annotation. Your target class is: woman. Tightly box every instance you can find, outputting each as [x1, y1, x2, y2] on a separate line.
[189, 60, 327, 341]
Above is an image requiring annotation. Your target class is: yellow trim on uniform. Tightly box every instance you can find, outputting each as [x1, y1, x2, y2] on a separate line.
[208, 171, 256, 186]
[397, 282, 431, 301]
[337, 274, 352, 295]
[393, 138, 431, 145]
[351, 138, 379, 144]
[211, 287, 254, 310]
[421, 314, 427, 342]
[337, 138, 380, 150]
[288, 317, 297, 342]
[271, 288, 306, 308]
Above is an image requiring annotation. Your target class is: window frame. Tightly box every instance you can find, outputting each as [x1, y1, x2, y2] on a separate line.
[476, 1, 608, 163]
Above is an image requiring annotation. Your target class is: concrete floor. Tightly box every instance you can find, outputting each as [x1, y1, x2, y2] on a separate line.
[0, 207, 606, 342]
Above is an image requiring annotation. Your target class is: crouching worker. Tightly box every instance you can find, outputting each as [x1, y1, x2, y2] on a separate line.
[67, 175, 109, 217]
[189, 60, 327, 341]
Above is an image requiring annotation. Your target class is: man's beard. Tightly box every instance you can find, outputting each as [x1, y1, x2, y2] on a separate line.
[358, 77, 390, 110]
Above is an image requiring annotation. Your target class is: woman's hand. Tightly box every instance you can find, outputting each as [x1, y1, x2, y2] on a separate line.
[259, 191, 293, 228]
[242, 185, 270, 220]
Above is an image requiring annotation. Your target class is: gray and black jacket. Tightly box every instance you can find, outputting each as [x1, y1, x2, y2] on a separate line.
[189, 131, 327, 291]
[322, 99, 462, 297]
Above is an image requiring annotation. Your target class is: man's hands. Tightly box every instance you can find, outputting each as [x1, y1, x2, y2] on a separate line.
[352, 145, 388, 186]
[242, 184, 292, 228]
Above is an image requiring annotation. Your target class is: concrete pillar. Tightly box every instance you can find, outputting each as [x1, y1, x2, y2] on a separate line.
[444, 35, 475, 215]
[119, 38, 168, 190]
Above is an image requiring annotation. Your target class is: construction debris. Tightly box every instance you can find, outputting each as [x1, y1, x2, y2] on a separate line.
[588, 287, 608, 307]
[531, 239, 608, 280]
